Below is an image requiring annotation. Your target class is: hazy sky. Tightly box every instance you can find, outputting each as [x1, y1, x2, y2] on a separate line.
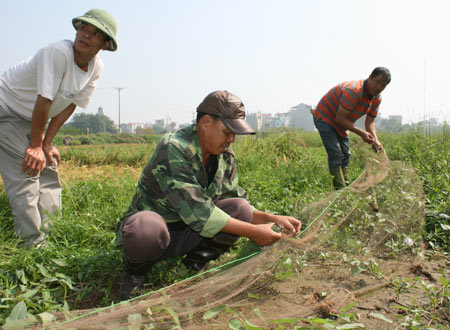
[2, 0, 449, 125]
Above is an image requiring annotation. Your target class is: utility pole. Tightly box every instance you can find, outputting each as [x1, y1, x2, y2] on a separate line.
[115, 87, 124, 133]
[423, 57, 429, 137]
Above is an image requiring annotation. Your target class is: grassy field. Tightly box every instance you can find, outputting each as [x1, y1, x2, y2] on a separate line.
[0, 129, 448, 327]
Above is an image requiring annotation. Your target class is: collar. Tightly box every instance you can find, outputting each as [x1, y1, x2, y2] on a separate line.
[189, 124, 203, 159]
[363, 79, 374, 100]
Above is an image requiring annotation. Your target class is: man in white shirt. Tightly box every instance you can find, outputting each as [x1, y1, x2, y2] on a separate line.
[0, 9, 118, 248]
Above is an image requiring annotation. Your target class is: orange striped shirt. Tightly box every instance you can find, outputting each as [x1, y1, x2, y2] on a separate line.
[315, 79, 381, 137]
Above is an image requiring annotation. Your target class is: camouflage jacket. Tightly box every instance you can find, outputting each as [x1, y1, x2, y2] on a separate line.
[115, 124, 250, 246]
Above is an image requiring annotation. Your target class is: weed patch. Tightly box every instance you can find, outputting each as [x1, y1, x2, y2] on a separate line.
[0, 130, 448, 329]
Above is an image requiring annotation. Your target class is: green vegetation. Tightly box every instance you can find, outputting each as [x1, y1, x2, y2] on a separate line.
[64, 112, 118, 134]
[60, 143, 156, 166]
[380, 131, 450, 251]
[0, 129, 448, 328]
[53, 131, 160, 146]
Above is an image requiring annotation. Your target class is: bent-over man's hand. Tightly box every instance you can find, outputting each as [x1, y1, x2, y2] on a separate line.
[361, 131, 374, 144]
[22, 146, 46, 177]
[43, 144, 61, 166]
[372, 140, 383, 153]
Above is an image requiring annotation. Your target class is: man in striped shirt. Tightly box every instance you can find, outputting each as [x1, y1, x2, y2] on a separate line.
[313, 67, 391, 189]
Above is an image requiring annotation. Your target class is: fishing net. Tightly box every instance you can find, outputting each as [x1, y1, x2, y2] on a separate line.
[27, 150, 428, 329]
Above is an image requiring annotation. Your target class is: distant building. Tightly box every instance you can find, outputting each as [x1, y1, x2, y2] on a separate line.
[247, 112, 274, 132]
[166, 121, 179, 132]
[154, 119, 165, 128]
[274, 113, 290, 128]
[288, 103, 314, 131]
[419, 117, 440, 132]
[261, 113, 275, 130]
[247, 103, 315, 132]
[153, 116, 179, 133]
[120, 123, 144, 134]
[98, 106, 104, 115]
[246, 112, 260, 131]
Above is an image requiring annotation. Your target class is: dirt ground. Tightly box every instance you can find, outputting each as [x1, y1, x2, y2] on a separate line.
[185, 245, 450, 329]
[41, 157, 450, 329]
[40, 241, 449, 329]
[5, 154, 450, 329]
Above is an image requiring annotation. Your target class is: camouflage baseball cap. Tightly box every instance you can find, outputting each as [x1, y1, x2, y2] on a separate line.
[197, 91, 255, 135]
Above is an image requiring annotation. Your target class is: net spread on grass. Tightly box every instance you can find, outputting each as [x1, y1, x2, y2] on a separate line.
[28, 151, 430, 329]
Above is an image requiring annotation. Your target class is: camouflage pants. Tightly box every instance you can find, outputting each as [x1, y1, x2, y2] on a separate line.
[121, 198, 253, 264]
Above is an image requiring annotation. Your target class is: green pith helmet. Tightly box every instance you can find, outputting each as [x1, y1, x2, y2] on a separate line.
[72, 9, 118, 51]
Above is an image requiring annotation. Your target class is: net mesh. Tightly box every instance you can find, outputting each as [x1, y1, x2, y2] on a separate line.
[29, 150, 427, 329]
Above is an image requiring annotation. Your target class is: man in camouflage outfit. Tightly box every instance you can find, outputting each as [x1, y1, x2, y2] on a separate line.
[115, 90, 302, 300]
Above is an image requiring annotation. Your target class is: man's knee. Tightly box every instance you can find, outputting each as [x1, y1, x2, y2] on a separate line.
[216, 198, 253, 223]
[328, 156, 344, 170]
[38, 170, 62, 219]
[233, 199, 253, 223]
[122, 211, 170, 263]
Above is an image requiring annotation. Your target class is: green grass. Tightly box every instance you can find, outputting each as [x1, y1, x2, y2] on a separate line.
[53, 131, 161, 146]
[60, 143, 156, 166]
[380, 130, 450, 250]
[0, 129, 448, 326]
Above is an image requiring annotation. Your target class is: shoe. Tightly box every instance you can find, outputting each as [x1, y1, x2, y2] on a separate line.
[18, 236, 47, 249]
[341, 166, 350, 186]
[33, 240, 48, 250]
[119, 257, 152, 300]
[330, 167, 346, 190]
[182, 248, 220, 271]
[118, 272, 146, 300]
[182, 234, 237, 271]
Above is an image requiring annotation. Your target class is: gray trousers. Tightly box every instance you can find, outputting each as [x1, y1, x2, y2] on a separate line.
[122, 198, 253, 264]
[0, 104, 62, 246]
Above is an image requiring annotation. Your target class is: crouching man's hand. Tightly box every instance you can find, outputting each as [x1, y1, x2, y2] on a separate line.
[253, 211, 302, 237]
[251, 223, 282, 246]
[269, 215, 302, 237]
[220, 217, 285, 247]
[221, 212, 302, 248]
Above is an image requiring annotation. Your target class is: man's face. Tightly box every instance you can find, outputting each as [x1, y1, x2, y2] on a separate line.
[367, 74, 390, 97]
[202, 116, 236, 156]
[74, 22, 109, 58]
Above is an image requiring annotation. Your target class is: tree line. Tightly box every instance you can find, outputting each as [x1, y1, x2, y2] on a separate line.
[61, 112, 117, 134]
